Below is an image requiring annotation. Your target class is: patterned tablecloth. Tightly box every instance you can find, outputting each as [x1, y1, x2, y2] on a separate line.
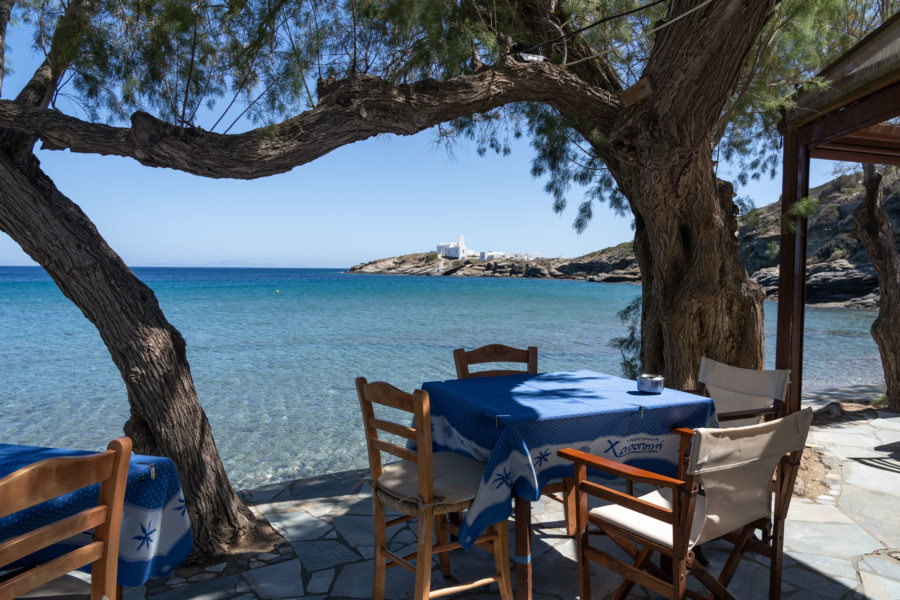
[422, 370, 717, 547]
[0, 443, 193, 586]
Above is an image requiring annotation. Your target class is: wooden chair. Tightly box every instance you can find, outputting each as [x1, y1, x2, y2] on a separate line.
[355, 378, 512, 600]
[452, 344, 538, 379]
[559, 409, 812, 600]
[0, 437, 132, 600]
[698, 356, 790, 427]
[452, 344, 576, 535]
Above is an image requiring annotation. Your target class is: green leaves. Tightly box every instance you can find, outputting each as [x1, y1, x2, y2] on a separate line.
[610, 294, 642, 380]
[781, 195, 822, 234]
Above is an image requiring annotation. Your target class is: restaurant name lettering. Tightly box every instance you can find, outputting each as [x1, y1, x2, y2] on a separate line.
[603, 436, 664, 458]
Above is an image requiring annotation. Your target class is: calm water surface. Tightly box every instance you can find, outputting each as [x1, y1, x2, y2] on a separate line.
[0, 267, 883, 488]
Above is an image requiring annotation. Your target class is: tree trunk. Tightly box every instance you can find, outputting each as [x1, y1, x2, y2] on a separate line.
[0, 149, 257, 559]
[854, 165, 900, 410]
[609, 137, 765, 390]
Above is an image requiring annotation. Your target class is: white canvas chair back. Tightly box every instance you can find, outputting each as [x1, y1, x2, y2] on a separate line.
[698, 356, 790, 427]
[687, 409, 813, 545]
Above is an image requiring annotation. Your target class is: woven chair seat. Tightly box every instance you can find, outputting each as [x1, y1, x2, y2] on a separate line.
[374, 451, 483, 516]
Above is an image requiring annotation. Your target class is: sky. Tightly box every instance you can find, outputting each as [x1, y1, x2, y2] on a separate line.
[0, 27, 838, 269]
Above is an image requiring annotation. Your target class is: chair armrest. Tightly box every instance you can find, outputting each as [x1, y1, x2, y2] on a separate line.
[670, 427, 694, 439]
[557, 448, 685, 488]
[718, 407, 777, 422]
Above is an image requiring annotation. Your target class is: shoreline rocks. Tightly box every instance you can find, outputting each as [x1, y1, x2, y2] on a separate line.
[349, 171, 899, 310]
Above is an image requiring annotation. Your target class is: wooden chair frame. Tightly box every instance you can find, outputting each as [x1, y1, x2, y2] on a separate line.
[0, 437, 132, 600]
[355, 378, 512, 600]
[453, 344, 538, 379]
[558, 428, 804, 600]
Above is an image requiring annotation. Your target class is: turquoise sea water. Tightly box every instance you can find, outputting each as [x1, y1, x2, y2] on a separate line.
[0, 266, 884, 489]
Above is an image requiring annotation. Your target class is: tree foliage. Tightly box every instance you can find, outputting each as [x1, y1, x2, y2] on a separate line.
[610, 294, 642, 380]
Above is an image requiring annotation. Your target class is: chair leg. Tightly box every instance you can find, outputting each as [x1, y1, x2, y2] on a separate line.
[578, 527, 591, 600]
[414, 507, 434, 600]
[563, 477, 577, 536]
[672, 556, 687, 600]
[769, 515, 786, 600]
[372, 498, 387, 600]
[493, 522, 514, 600]
[613, 546, 652, 600]
[435, 515, 452, 576]
[716, 524, 757, 591]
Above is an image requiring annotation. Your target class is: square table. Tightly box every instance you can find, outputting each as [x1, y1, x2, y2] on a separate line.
[422, 370, 716, 599]
[0, 443, 193, 587]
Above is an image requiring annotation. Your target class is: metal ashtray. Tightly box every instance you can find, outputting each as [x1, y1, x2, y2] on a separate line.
[637, 373, 665, 394]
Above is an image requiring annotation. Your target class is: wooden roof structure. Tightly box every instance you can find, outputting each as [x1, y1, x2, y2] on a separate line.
[778, 12, 900, 412]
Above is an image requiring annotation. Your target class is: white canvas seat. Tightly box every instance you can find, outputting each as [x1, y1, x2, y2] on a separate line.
[559, 409, 813, 600]
[698, 356, 790, 427]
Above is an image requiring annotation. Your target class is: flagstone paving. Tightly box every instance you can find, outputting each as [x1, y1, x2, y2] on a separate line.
[137, 385, 900, 599]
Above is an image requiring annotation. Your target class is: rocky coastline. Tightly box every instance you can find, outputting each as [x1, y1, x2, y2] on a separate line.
[349, 171, 899, 309]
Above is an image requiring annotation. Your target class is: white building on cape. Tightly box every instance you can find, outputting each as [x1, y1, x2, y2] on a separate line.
[433, 235, 540, 261]
[436, 235, 475, 259]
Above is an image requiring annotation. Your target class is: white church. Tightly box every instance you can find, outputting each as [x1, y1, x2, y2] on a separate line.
[433, 235, 539, 261]
[435, 235, 476, 259]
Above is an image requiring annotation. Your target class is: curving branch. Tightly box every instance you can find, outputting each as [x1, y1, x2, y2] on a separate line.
[0, 62, 622, 179]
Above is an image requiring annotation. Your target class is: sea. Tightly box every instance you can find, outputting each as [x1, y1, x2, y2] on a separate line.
[0, 266, 884, 490]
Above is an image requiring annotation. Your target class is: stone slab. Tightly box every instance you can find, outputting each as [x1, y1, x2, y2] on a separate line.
[306, 568, 334, 595]
[266, 510, 333, 541]
[784, 521, 882, 558]
[240, 559, 304, 599]
[861, 570, 900, 600]
[784, 551, 859, 580]
[146, 574, 241, 600]
[291, 539, 361, 573]
[788, 499, 855, 524]
[843, 462, 900, 498]
[839, 484, 900, 545]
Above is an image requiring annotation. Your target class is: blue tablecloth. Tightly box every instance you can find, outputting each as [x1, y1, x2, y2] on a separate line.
[0, 443, 193, 586]
[422, 370, 717, 547]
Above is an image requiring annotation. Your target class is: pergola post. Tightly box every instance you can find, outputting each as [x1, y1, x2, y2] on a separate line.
[775, 131, 810, 415]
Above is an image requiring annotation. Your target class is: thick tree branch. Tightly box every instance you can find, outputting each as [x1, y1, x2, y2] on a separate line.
[644, 0, 776, 147]
[0, 63, 621, 179]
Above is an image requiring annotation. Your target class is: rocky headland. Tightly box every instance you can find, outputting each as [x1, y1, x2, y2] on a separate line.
[349, 170, 899, 308]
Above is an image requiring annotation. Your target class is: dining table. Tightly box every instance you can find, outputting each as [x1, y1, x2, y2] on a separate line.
[422, 369, 717, 600]
[0, 442, 193, 588]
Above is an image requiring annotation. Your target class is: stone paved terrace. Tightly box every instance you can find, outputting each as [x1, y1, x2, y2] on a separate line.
[137, 384, 900, 600]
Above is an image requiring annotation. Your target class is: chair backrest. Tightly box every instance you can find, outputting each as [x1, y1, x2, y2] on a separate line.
[698, 356, 790, 424]
[453, 344, 538, 379]
[355, 377, 433, 504]
[686, 409, 812, 544]
[0, 437, 132, 600]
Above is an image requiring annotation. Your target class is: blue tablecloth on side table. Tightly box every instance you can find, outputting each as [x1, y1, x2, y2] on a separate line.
[422, 370, 717, 547]
[0, 443, 193, 586]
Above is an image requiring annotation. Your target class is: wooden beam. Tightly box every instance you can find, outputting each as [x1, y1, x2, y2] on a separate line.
[810, 147, 900, 167]
[785, 12, 900, 129]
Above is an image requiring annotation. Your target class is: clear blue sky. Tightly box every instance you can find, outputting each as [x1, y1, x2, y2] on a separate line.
[0, 27, 837, 269]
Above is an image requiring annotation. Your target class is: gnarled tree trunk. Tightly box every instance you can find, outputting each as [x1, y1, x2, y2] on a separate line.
[855, 164, 900, 410]
[611, 142, 765, 388]
[0, 149, 256, 558]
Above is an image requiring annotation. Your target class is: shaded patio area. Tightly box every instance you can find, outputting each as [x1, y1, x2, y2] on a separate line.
[133, 384, 899, 600]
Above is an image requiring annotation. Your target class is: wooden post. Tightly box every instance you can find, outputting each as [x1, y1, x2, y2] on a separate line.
[775, 131, 810, 414]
